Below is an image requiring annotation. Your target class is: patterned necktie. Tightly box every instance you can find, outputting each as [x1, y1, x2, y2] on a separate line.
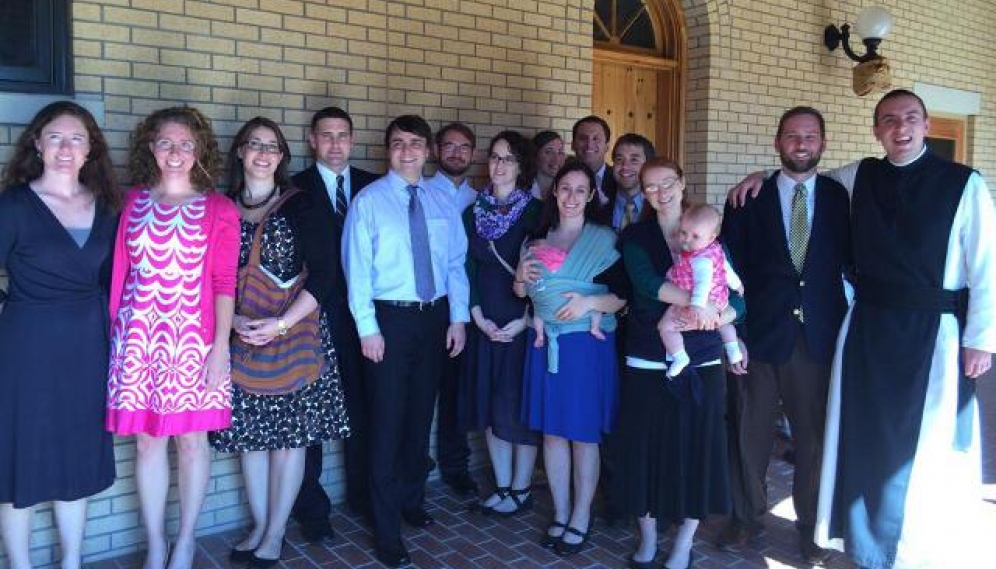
[621, 194, 636, 230]
[334, 174, 348, 218]
[789, 182, 809, 273]
[407, 185, 435, 301]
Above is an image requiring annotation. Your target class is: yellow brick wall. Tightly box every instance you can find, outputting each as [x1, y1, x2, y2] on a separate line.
[0, 0, 994, 566]
[686, 0, 996, 205]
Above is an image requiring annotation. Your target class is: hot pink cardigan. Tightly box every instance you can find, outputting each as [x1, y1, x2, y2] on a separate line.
[108, 188, 240, 344]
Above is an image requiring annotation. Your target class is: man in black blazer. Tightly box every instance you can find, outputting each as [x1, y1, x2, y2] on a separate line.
[291, 106, 379, 542]
[571, 115, 617, 227]
[719, 106, 851, 566]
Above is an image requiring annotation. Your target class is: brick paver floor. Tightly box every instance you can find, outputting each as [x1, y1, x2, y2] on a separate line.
[89, 436, 996, 569]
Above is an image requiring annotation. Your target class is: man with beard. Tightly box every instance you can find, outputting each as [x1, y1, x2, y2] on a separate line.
[609, 133, 654, 232]
[423, 122, 478, 497]
[717, 106, 851, 566]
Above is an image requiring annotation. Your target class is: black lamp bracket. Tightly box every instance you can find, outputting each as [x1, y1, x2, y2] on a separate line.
[825, 23, 883, 63]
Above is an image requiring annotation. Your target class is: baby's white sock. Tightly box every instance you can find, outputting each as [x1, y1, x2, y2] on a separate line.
[667, 350, 690, 378]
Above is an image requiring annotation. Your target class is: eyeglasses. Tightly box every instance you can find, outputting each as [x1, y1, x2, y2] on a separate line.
[40, 133, 89, 148]
[244, 140, 282, 154]
[488, 153, 518, 165]
[644, 178, 681, 192]
[153, 139, 196, 154]
[440, 141, 473, 154]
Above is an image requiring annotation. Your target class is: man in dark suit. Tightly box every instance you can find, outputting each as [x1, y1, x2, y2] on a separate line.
[719, 106, 851, 566]
[608, 133, 655, 232]
[291, 106, 379, 542]
[570, 115, 616, 227]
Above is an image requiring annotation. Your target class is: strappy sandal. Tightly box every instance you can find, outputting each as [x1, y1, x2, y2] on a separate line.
[492, 486, 533, 518]
[554, 525, 591, 557]
[540, 521, 568, 549]
[475, 486, 510, 515]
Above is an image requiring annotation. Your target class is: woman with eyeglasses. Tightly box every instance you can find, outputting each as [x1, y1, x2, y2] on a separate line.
[208, 118, 349, 567]
[460, 131, 543, 517]
[105, 107, 239, 569]
[611, 157, 735, 569]
[0, 101, 119, 569]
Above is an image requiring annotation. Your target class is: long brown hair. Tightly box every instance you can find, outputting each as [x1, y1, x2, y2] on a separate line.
[531, 159, 599, 238]
[1, 101, 120, 210]
[128, 106, 222, 192]
[226, 117, 293, 199]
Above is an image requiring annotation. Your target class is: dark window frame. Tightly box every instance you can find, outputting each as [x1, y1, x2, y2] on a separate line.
[0, 0, 73, 95]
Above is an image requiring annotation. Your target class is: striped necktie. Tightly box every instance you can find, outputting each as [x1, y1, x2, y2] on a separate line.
[334, 174, 348, 218]
[407, 185, 435, 302]
[789, 182, 809, 273]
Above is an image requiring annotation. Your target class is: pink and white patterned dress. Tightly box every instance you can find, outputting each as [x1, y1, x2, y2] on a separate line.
[106, 192, 231, 436]
[666, 240, 730, 309]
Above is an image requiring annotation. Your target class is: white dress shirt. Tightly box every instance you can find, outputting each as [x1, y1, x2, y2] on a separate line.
[316, 162, 353, 214]
[343, 170, 470, 337]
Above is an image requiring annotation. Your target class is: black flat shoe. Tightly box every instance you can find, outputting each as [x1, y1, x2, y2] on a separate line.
[249, 540, 286, 569]
[664, 548, 696, 569]
[228, 546, 255, 564]
[626, 553, 656, 569]
[554, 525, 590, 557]
[540, 521, 567, 549]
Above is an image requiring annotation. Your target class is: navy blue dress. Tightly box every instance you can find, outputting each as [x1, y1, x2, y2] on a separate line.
[0, 184, 116, 507]
[459, 200, 542, 445]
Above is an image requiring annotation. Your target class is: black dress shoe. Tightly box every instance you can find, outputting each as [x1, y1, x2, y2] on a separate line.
[442, 472, 478, 497]
[714, 519, 763, 551]
[799, 536, 831, 566]
[401, 508, 435, 528]
[374, 545, 411, 568]
[298, 521, 335, 544]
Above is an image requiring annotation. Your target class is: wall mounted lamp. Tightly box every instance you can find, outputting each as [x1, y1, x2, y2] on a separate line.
[824, 5, 893, 63]
[825, 5, 894, 96]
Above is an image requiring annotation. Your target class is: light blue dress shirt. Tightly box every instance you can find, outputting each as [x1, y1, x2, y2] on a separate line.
[424, 171, 477, 212]
[611, 190, 644, 230]
[343, 170, 470, 337]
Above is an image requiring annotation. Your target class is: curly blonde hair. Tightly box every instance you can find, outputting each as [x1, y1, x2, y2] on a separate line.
[128, 106, 222, 192]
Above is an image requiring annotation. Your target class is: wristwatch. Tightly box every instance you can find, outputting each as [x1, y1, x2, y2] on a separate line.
[277, 318, 288, 335]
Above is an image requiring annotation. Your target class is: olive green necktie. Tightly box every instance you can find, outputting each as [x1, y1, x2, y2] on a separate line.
[789, 182, 809, 273]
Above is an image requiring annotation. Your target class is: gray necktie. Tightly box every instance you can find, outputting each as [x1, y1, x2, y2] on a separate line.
[789, 182, 809, 273]
[407, 185, 435, 302]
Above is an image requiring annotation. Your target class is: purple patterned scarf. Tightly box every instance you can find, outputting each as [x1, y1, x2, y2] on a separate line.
[474, 186, 531, 240]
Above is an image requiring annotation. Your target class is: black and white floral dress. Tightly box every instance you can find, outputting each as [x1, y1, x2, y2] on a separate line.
[210, 213, 349, 451]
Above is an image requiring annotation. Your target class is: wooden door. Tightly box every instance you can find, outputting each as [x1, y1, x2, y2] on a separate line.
[593, 52, 681, 162]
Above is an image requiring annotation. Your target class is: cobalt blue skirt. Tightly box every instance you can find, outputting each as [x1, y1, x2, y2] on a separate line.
[521, 329, 619, 443]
